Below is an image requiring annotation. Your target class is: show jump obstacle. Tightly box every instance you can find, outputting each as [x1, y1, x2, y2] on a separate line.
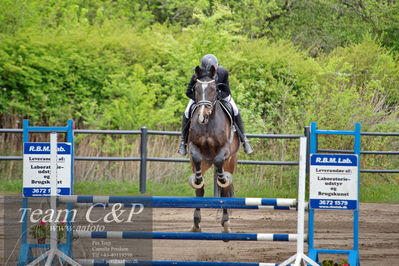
[19, 120, 78, 266]
[18, 120, 360, 265]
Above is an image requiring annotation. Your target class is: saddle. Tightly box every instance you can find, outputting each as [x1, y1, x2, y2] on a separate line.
[219, 100, 235, 125]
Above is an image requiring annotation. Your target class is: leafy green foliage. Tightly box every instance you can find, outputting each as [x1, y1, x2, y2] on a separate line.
[0, 0, 398, 201]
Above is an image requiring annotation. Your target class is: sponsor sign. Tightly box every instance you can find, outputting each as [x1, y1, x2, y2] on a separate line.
[310, 154, 358, 210]
[23, 143, 72, 197]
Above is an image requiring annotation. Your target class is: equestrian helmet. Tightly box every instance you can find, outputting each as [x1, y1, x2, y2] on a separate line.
[200, 54, 218, 71]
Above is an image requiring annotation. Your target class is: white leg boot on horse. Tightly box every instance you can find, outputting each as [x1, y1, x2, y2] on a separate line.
[214, 148, 233, 188]
[188, 145, 205, 189]
[216, 171, 233, 188]
[188, 172, 204, 189]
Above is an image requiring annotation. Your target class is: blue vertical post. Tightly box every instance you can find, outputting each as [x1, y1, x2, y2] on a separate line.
[307, 122, 360, 266]
[67, 120, 74, 193]
[304, 126, 311, 175]
[308, 122, 317, 253]
[353, 123, 361, 252]
[21, 120, 30, 244]
[66, 120, 74, 256]
[18, 120, 30, 265]
[18, 120, 75, 265]
[140, 126, 148, 194]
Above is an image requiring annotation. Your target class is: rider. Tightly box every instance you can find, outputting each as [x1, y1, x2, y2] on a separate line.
[178, 54, 253, 155]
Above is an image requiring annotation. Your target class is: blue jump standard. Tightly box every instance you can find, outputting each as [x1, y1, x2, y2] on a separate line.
[59, 196, 296, 208]
[74, 231, 299, 242]
[76, 259, 289, 266]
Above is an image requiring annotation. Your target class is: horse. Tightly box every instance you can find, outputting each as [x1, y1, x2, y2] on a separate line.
[187, 65, 240, 234]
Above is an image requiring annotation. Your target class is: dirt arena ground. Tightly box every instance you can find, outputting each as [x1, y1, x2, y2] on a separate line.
[150, 203, 399, 266]
[1, 200, 398, 265]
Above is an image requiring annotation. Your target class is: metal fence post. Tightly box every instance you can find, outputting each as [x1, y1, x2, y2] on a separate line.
[304, 126, 310, 175]
[213, 169, 220, 197]
[140, 127, 148, 194]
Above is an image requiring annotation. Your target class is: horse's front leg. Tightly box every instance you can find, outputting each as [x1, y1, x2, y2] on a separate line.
[214, 147, 232, 188]
[189, 144, 204, 189]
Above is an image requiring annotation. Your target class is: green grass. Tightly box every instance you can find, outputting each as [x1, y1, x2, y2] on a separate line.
[1, 178, 398, 203]
[0, 179, 23, 194]
[361, 183, 399, 203]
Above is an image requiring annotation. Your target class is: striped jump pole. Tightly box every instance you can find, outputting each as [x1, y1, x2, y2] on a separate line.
[279, 137, 318, 266]
[64, 138, 311, 266]
[59, 196, 296, 208]
[76, 259, 290, 266]
[74, 231, 305, 242]
[74, 202, 301, 210]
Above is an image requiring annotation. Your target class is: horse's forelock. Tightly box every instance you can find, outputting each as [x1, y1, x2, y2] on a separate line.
[196, 66, 215, 81]
[196, 72, 212, 81]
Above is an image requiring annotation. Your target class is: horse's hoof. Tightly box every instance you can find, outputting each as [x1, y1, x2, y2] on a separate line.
[221, 221, 231, 242]
[190, 225, 202, 232]
[217, 172, 232, 188]
[222, 221, 232, 234]
[189, 174, 204, 189]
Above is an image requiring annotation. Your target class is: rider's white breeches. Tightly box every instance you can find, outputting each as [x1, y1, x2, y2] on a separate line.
[184, 99, 195, 118]
[184, 96, 239, 118]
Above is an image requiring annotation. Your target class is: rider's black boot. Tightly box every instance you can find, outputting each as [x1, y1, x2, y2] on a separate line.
[178, 115, 190, 156]
[235, 113, 253, 154]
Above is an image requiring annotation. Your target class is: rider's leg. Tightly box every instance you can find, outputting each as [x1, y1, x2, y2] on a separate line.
[235, 113, 253, 154]
[178, 100, 194, 155]
[227, 96, 254, 154]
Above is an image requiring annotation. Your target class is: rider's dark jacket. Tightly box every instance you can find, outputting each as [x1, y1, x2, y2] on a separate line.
[185, 66, 230, 101]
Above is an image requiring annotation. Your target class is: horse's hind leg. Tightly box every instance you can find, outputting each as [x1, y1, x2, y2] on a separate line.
[218, 154, 237, 234]
[191, 187, 204, 232]
[214, 148, 233, 233]
[190, 162, 210, 232]
[220, 186, 233, 234]
[189, 145, 211, 232]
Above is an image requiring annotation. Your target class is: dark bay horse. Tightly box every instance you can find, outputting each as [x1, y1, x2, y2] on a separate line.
[188, 65, 240, 233]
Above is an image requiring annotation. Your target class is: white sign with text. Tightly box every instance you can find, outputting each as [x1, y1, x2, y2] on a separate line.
[310, 154, 358, 210]
[23, 143, 72, 197]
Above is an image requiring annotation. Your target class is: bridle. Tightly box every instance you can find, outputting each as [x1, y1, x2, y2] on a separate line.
[194, 79, 218, 124]
[195, 79, 217, 108]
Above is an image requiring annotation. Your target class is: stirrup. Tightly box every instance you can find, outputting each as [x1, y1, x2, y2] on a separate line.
[178, 142, 187, 156]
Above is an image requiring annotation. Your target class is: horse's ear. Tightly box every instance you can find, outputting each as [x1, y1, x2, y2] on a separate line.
[210, 65, 216, 78]
[195, 66, 202, 77]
